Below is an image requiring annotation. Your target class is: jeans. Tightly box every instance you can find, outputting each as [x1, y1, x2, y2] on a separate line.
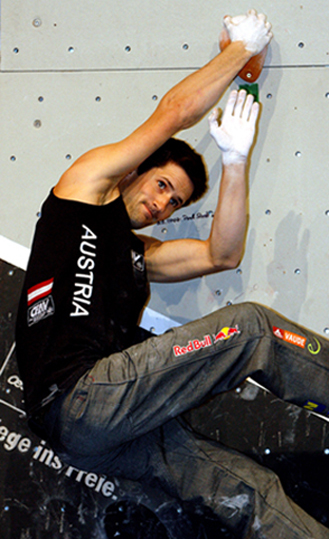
[44, 302, 329, 538]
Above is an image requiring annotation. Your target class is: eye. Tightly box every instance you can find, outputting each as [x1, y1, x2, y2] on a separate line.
[158, 180, 166, 189]
[170, 198, 179, 208]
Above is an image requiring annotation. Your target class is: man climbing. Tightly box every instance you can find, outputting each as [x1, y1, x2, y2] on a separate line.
[16, 9, 329, 538]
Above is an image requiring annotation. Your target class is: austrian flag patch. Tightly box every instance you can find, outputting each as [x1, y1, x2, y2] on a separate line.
[27, 278, 54, 306]
[27, 278, 55, 326]
[273, 326, 306, 349]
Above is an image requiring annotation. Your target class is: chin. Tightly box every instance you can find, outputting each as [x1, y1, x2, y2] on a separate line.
[131, 219, 148, 230]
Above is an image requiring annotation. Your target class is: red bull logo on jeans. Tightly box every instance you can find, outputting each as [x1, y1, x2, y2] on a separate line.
[173, 325, 240, 357]
[173, 335, 212, 357]
[213, 325, 240, 343]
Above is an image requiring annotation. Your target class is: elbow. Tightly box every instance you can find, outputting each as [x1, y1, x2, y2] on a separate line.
[218, 257, 240, 272]
[224, 255, 241, 271]
[210, 251, 242, 273]
[159, 93, 198, 131]
[224, 247, 245, 270]
[204, 238, 244, 274]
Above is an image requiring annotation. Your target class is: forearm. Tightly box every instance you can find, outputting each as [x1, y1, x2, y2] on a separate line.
[157, 41, 252, 133]
[206, 87, 260, 268]
[207, 162, 247, 269]
[75, 42, 251, 182]
[157, 7, 272, 134]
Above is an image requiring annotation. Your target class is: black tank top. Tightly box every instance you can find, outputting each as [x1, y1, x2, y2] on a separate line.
[15, 190, 149, 415]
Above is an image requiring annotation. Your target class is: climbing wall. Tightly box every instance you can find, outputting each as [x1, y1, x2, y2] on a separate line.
[1, 0, 329, 537]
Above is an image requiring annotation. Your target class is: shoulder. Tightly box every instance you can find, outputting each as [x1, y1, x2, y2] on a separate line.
[53, 166, 121, 205]
[137, 234, 163, 254]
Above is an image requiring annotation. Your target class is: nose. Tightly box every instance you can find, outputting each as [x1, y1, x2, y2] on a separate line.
[153, 194, 171, 216]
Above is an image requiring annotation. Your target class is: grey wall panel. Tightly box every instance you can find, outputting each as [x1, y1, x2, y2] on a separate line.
[1, 0, 329, 71]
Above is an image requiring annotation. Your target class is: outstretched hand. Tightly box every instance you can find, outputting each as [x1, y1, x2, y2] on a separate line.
[223, 9, 272, 55]
[209, 89, 259, 166]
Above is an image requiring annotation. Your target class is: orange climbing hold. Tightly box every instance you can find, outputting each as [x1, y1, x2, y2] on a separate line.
[220, 27, 268, 83]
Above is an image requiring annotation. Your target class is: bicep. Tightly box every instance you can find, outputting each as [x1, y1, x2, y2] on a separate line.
[141, 235, 225, 283]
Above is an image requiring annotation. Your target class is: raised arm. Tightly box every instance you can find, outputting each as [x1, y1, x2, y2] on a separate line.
[54, 10, 272, 204]
[142, 89, 260, 282]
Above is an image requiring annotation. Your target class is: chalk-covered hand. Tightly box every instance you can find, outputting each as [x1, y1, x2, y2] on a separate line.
[209, 89, 259, 165]
[223, 9, 272, 55]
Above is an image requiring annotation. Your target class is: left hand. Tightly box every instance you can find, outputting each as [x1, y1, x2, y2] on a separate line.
[223, 9, 273, 56]
[208, 89, 259, 165]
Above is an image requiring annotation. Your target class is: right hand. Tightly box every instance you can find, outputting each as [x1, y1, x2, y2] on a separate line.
[223, 9, 273, 55]
[209, 89, 259, 166]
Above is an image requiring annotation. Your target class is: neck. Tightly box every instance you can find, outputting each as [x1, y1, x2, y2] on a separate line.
[119, 170, 138, 195]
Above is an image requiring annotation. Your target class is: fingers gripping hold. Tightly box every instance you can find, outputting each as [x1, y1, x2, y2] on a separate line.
[209, 89, 260, 165]
[223, 9, 273, 55]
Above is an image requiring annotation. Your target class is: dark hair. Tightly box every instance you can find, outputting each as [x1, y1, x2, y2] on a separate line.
[137, 138, 208, 206]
